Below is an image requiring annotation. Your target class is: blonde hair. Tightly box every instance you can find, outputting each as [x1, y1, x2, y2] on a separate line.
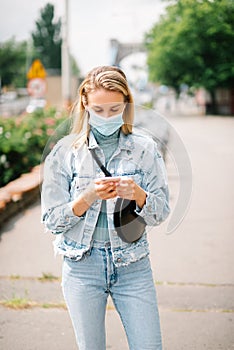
[70, 66, 134, 143]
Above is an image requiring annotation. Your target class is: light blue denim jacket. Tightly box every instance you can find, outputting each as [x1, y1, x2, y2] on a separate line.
[41, 130, 170, 267]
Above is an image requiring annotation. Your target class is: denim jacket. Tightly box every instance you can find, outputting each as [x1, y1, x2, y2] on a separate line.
[41, 130, 170, 267]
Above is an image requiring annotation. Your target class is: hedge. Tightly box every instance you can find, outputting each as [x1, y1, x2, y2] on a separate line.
[0, 108, 70, 187]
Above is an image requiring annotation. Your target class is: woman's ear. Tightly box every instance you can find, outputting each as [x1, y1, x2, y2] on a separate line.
[84, 103, 89, 111]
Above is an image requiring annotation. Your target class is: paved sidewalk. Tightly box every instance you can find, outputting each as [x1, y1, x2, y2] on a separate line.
[0, 110, 234, 349]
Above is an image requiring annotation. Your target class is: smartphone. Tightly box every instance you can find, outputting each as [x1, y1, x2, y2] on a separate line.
[95, 176, 121, 182]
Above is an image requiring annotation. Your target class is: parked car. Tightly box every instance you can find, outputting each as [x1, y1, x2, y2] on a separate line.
[26, 98, 46, 113]
[0, 91, 17, 103]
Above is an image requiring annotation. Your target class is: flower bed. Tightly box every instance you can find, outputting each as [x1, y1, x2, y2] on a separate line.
[0, 108, 69, 187]
[0, 108, 71, 226]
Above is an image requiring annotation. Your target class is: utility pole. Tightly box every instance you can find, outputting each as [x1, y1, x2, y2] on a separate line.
[61, 0, 71, 109]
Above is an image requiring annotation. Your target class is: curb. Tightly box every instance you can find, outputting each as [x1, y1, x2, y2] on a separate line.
[0, 165, 43, 228]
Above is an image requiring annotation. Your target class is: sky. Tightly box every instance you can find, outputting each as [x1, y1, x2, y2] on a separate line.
[0, 0, 166, 75]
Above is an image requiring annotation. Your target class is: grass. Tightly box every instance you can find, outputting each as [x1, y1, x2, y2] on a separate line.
[1, 298, 233, 313]
[0, 273, 61, 282]
[0, 296, 36, 309]
[41, 302, 67, 309]
[9, 275, 21, 280]
[0, 297, 66, 310]
[38, 272, 60, 282]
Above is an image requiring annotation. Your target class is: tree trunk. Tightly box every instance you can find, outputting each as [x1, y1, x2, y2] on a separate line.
[206, 90, 218, 115]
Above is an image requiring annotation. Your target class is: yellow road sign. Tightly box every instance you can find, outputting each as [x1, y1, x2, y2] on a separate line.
[27, 59, 47, 80]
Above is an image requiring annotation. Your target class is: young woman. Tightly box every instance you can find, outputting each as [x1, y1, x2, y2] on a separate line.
[41, 65, 170, 350]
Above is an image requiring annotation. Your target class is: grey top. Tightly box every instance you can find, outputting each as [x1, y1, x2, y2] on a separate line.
[91, 127, 120, 243]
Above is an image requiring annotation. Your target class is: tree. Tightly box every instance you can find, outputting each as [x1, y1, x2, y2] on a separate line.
[31, 3, 62, 70]
[0, 38, 27, 88]
[145, 0, 234, 113]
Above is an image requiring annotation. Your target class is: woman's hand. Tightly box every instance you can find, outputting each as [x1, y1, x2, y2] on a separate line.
[116, 178, 147, 209]
[72, 180, 117, 217]
[72, 177, 147, 217]
[94, 179, 118, 200]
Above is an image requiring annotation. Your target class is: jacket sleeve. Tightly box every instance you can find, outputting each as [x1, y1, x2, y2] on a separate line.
[137, 140, 170, 226]
[41, 139, 83, 234]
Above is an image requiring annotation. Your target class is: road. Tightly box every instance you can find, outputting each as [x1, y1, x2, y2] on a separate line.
[0, 96, 29, 116]
[0, 102, 233, 349]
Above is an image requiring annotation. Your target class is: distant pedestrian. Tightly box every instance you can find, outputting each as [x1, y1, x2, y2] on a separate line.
[41, 65, 170, 350]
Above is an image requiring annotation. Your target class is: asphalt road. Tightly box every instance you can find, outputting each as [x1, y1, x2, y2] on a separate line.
[0, 96, 30, 117]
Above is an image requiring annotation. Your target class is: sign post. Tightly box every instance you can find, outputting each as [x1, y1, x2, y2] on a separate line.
[62, 0, 71, 108]
[27, 59, 47, 99]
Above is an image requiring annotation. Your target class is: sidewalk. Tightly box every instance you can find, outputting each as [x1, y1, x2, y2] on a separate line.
[0, 107, 234, 349]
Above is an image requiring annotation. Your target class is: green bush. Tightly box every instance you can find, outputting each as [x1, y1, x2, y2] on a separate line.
[0, 108, 69, 187]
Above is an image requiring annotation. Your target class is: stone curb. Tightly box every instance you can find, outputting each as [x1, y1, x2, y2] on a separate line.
[0, 165, 43, 227]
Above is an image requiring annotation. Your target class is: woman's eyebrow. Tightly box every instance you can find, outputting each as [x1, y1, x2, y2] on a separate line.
[92, 105, 103, 108]
[110, 103, 123, 108]
[91, 103, 123, 109]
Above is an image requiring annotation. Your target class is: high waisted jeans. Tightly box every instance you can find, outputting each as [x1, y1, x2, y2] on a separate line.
[62, 241, 162, 350]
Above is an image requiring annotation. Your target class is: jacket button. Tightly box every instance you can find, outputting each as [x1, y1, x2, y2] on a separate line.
[117, 258, 122, 262]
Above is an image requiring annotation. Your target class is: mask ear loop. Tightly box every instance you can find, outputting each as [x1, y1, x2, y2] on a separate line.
[85, 110, 90, 143]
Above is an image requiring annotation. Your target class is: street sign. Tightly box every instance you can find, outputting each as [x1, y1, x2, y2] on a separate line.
[27, 59, 47, 80]
[27, 78, 47, 98]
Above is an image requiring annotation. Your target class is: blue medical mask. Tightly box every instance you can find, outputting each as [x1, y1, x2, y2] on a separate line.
[88, 110, 124, 136]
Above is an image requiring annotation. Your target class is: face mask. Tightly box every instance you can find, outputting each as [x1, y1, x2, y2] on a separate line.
[88, 110, 124, 136]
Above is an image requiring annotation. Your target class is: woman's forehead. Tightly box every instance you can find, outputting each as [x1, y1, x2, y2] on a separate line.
[87, 88, 124, 105]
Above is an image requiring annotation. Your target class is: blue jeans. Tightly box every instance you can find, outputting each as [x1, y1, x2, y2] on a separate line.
[62, 241, 162, 350]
